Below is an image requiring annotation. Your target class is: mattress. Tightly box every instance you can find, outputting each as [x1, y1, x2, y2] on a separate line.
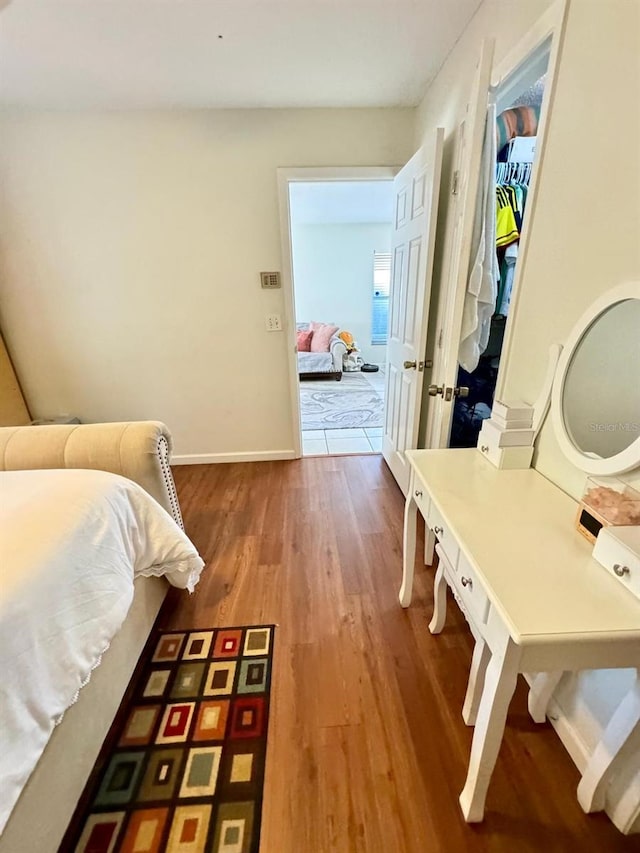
[0, 468, 204, 833]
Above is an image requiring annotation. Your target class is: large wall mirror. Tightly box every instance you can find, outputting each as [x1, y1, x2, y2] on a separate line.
[551, 282, 640, 475]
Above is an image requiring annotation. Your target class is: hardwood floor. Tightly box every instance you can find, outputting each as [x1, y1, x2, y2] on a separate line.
[161, 456, 639, 852]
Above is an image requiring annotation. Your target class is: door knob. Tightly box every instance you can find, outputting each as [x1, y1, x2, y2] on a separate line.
[403, 360, 417, 369]
[428, 384, 444, 397]
[454, 386, 470, 398]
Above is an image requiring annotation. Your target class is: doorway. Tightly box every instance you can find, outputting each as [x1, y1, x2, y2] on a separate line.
[279, 170, 395, 457]
[423, 9, 564, 452]
[450, 54, 550, 447]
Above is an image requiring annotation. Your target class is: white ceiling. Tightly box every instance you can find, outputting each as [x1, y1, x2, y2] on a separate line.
[290, 181, 394, 225]
[0, 0, 482, 109]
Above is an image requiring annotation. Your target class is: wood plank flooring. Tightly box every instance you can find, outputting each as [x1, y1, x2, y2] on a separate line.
[160, 456, 639, 852]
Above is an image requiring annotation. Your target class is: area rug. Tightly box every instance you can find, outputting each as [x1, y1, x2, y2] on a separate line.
[299, 371, 385, 430]
[63, 625, 275, 853]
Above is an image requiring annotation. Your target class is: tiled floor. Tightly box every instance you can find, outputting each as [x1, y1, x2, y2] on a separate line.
[302, 426, 382, 456]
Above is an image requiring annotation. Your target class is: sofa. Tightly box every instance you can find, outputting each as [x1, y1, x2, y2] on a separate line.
[297, 322, 347, 381]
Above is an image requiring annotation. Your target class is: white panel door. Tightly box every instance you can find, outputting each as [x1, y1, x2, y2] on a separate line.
[382, 128, 444, 495]
[424, 40, 495, 449]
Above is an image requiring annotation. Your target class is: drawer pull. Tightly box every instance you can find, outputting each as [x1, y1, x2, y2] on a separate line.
[461, 576, 473, 589]
[613, 563, 630, 577]
[415, 489, 423, 498]
[481, 445, 489, 453]
[434, 525, 443, 535]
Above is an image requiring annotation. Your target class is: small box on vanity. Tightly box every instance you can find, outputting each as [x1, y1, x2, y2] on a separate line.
[477, 412, 535, 468]
[477, 423, 534, 469]
[476, 400, 535, 470]
[480, 419, 535, 448]
[491, 399, 534, 425]
[477, 441, 534, 469]
[575, 477, 640, 544]
[490, 412, 533, 430]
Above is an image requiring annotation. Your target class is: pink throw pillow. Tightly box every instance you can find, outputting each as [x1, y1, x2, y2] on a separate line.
[296, 329, 313, 352]
[309, 322, 339, 353]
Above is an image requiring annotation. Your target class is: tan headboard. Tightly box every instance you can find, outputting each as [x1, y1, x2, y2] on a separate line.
[0, 421, 184, 527]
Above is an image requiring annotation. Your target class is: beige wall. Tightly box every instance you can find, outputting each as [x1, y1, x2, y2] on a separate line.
[0, 108, 414, 459]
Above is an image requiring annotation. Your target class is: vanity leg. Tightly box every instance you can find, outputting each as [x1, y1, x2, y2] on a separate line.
[577, 674, 640, 814]
[459, 634, 520, 822]
[428, 560, 447, 634]
[527, 671, 563, 724]
[462, 640, 491, 726]
[424, 526, 436, 566]
[399, 494, 418, 608]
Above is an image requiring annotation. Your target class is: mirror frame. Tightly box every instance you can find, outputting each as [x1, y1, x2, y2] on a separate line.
[551, 281, 640, 475]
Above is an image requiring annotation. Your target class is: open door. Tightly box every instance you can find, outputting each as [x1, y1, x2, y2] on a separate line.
[382, 128, 444, 494]
[424, 40, 495, 449]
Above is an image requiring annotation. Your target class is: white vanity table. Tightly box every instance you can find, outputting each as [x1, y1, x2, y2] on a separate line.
[398, 282, 640, 826]
[400, 282, 640, 826]
[400, 448, 640, 822]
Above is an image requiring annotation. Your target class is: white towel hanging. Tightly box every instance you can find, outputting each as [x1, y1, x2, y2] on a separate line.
[459, 104, 499, 373]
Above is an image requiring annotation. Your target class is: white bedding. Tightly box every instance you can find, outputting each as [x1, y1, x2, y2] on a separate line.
[0, 468, 204, 834]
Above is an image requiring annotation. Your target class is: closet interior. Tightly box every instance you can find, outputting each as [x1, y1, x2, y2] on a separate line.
[450, 59, 550, 448]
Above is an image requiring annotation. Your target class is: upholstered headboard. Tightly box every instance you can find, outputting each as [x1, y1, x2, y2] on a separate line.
[0, 421, 184, 528]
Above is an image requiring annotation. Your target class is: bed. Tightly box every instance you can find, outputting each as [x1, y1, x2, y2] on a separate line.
[0, 421, 203, 853]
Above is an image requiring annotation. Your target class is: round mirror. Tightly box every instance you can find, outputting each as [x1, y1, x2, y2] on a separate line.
[551, 283, 640, 475]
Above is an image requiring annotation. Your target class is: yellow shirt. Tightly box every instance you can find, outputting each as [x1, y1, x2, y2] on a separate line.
[496, 186, 519, 248]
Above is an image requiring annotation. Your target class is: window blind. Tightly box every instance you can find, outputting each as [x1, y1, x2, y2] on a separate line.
[372, 252, 391, 345]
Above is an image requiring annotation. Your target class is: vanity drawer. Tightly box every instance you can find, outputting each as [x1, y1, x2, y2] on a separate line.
[428, 502, 459, 567]
[451, 550, 490, 626]
[435, 544, 482, 641]
[593, 527, 640, 601]
[411, 476, 431, 518]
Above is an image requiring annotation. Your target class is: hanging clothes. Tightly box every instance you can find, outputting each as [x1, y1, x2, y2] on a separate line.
[495, 186, 520, 247]
[497, 242, 519, 315]
[459, 103, 499, 374]
[495, 173, 530, 315]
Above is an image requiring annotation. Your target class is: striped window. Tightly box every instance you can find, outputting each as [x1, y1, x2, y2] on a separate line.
[371, 252, 391, 345]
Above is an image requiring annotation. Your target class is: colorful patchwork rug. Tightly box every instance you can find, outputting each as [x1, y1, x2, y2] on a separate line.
[63, 625, 274, 853]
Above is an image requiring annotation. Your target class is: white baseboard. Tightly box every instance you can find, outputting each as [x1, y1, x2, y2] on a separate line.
[545, 696, 591, 772]
[171, 450, 298, 465]
[533, 686, 640, 835]
[522, 673, 591, 771]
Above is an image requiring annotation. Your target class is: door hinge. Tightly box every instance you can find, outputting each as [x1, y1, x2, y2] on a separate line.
[452, 170, 460, 196]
